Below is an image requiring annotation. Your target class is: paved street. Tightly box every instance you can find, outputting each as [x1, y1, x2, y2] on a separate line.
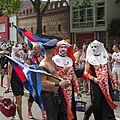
[0, 75, 120, 120]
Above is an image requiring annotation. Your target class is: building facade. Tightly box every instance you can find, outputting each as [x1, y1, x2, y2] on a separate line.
[70, 0, 120, 49]
[0, 17, 9, 43]
[17, 0, 70, 43]
[9, 15, 17, 44]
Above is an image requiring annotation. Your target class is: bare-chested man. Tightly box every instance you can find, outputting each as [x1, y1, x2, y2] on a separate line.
[26, 43, 43, 119]
[39, 39, 70, 120]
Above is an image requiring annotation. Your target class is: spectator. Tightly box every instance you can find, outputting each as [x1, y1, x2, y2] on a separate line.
[0, 44, 9, 87]
[111, 43, 120, 88]
[80, 43, 90, 95]
[73, 44, 82, 70]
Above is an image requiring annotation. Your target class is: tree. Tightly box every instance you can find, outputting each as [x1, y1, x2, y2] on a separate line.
[108, 18, 120, 37]
[0, 0, 21, 16]
[29, 0, 50, 35]
[115, 0, 120, 3]
[74, 0, 92, 19]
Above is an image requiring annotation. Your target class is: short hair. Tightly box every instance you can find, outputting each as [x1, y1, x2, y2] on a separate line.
[114, 43, 120, 50]
[75, 44, 80, 49]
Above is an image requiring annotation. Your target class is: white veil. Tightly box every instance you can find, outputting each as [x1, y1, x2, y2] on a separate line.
[86, 40, 109, 65]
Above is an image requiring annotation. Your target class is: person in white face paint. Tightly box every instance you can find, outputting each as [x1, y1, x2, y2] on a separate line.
[6, 44, 24, 120]
[59, 44, 67, 56]
[83, 40, 118, 120]
[53, 40, 82, 120]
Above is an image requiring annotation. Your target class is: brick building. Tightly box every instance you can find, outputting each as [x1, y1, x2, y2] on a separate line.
[17, 0, 70, 43]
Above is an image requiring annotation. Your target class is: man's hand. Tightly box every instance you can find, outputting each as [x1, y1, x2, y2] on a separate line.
[59, 80, 70, 88]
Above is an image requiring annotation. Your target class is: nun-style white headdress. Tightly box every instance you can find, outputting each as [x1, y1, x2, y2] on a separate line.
[11, 44, 23, 61]
[56, 40, 70, 47]
[52, 40, 73, 67]
[86, 40, 108, 65]
[1, 43, 8, 50]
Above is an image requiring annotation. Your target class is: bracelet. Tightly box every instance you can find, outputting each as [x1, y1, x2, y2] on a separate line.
[55, 82, 59, 87]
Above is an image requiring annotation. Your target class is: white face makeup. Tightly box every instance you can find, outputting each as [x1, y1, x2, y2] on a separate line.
[59, 44, 67, 57]
[91, 45, 101, 56]
[11, 44, 23, 60]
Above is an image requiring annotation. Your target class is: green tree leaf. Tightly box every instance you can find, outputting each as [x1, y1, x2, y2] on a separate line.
[0, 0, 20, 16]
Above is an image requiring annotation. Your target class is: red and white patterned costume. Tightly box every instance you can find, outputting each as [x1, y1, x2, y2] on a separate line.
[53, 40, 79, 120]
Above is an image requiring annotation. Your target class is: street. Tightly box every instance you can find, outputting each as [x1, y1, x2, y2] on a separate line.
[0, 75, 120, 120]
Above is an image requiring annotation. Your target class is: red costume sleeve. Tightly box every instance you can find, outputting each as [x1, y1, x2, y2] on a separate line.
[72, 78, 79, 92]
[109, 74, 118, 86]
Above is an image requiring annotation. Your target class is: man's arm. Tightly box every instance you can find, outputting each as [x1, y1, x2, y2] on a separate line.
[112, 57, 120, 63]
[6, 62, 12, 89]
[40, 73, 56, 88]
[40, 73, 70, 89]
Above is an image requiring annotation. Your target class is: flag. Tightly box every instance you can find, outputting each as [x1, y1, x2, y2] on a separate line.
[14, 25, 33, 48]
[6, 55, 51, 109]
[14, 25, 50, 45]
[24, 31, 50, 43]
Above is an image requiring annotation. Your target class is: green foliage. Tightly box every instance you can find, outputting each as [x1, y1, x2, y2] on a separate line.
[74, 0, 92, 9]
[40, 4, 45, 11]
[0, 0, 21, 16]
[108, 18, 120, 37]
[74, 0, 92, 19]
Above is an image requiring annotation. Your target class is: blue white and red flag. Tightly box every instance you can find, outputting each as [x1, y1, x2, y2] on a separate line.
[6, 55, 51, 109]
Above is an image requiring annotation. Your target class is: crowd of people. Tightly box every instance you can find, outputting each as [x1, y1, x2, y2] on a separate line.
[0, 39, 119, 120]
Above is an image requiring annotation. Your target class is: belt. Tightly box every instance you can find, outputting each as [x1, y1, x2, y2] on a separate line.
[41, 90, 58, 95]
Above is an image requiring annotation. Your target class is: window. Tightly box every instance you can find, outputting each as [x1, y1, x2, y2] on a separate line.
[23, 11, 26, 15]
[48, 5, 50, 10]
[31, 27, 33, 33]
[72, 7, 93, 28]
[12, 22, 14, 27]
[73, 10, 79, 23]
[9, 23, 11, 27]
[26, 9, 29, 14]
[63, 2, 67, 7]
[30, 9, 32, 14]
[58, 24, 61, 31]
[43, 26, 46, 33]
[58, 3, 60, 8]
[95, 2, 105, 26]
[53, 4, 55, 9]
[0, 23, 5, 32]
